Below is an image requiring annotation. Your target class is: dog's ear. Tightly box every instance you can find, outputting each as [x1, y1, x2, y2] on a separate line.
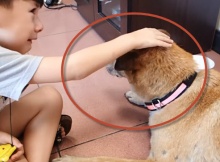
[115, 51, 140, 71]
[158, 29, 170, 37]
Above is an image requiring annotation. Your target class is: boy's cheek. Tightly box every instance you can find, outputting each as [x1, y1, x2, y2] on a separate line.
[0, 29, 16, 44]
[0, 29, 29, 53]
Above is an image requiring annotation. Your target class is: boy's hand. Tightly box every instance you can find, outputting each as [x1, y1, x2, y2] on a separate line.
[0, 131, 24, 162]
[129, 28, 174, 49]
[8, 139, 24, 162]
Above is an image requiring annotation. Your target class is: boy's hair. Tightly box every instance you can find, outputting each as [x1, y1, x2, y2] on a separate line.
[0, 0, 43, 8]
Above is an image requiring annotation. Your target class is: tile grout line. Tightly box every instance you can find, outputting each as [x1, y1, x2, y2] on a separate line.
[51, 121, 149, 154]
[38, 29, 82, 39]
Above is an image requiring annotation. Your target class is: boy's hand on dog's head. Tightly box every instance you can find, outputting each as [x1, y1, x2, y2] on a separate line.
[130, 28, 174, 49]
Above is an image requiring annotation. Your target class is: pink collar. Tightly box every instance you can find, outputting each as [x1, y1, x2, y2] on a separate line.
[144, 72, 197, 111]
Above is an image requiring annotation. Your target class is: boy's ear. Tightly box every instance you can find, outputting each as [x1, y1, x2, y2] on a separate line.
[158, 29, 170, 37]
[115, 51, 139, 71]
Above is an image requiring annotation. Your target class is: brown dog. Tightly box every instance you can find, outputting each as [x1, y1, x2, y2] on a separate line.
[53, 35, 220, 162]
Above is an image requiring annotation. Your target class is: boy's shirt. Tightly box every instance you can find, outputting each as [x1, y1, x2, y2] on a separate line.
[0, 46, 43, 102]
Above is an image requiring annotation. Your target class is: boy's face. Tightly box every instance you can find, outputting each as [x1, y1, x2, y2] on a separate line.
[0, 0, 43, 54]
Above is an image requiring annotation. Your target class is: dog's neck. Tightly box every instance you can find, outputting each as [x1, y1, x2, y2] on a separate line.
[143, 72, 197, 111]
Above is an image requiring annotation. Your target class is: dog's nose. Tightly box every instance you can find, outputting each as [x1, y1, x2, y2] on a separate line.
[106, 67, 112, 73]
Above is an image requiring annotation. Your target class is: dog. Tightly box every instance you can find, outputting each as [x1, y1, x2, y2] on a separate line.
[53, 31, 220, 162]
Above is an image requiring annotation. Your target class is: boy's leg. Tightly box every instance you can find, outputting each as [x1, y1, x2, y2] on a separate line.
[0, 86, 63, 162]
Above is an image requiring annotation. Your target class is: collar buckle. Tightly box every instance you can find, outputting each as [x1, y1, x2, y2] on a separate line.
[151, 98, 162, 110]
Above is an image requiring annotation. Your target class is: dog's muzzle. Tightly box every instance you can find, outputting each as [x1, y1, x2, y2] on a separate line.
[106, 61, 125, 77]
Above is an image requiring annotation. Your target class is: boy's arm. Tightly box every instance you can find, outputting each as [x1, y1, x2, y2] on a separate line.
[30, 28, 173, 83]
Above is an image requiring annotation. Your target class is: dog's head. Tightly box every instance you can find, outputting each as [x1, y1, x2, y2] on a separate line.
[106, 29, 171, 78]
[108, 33, 199, 100]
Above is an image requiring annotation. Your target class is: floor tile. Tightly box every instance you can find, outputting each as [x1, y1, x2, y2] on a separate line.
[30, 27, 104, 57]
[43, 67, 150, 150]
[205, 50, 220, 71]
[52, 128, 150, 160]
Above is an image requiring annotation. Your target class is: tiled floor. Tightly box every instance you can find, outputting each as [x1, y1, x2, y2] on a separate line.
[25, 1, 220, 161]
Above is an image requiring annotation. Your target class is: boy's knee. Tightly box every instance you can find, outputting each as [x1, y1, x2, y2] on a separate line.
[38, 86, 63, 111]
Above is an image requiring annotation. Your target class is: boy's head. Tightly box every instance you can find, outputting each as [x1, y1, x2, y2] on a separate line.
[0, 0, 43, 8]
[0, 0, 44, 54]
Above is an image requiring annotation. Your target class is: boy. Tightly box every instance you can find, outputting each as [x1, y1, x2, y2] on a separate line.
[0, 0, 173, 162]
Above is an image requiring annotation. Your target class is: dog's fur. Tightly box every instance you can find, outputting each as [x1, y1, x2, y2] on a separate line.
[53, 34, 220, 162]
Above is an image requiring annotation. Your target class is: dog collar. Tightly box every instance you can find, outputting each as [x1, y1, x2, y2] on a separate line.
[144, 72, 197, 111]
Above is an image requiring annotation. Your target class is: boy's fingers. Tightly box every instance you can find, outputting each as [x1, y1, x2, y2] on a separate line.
[10, 148, 24, 162]
[150, 28, 169, 37]
[156, 32, 170, 38]
[148, 28, 174, 47]
[10, 142, 24, 162]
[156, 35, 173, 43]
[156, 40, 173, 48]
[159, 37, 174, 44]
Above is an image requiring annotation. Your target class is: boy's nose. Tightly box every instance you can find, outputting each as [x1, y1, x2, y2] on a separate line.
[35, 18, 44, 33]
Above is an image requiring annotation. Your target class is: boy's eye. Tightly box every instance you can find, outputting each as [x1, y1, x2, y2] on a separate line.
[30, 8, 36, 13]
